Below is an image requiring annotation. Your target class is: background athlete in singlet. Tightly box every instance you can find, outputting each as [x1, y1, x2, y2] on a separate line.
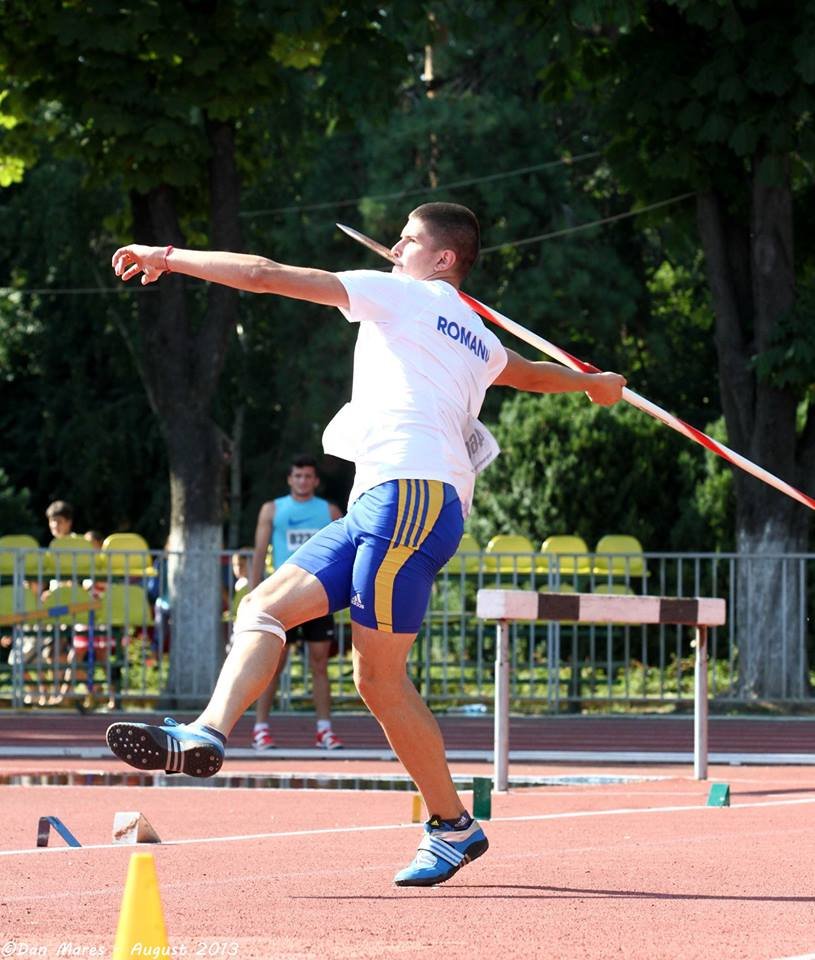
[249, 454, 343, 750]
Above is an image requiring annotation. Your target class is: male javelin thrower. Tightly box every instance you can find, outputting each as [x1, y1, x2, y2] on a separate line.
[107, 202, 626, 886]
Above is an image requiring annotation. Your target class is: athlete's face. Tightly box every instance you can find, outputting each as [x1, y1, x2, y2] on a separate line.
[287, 466, 319, 501]
[390, 216, 456, 281]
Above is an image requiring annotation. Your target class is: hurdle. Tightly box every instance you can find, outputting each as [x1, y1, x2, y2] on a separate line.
[476, 590, 727, 788]
[0, 599, 101, 628]
[1, 598, 101, 708]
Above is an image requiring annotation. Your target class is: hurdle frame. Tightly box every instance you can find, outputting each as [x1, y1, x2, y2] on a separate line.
[0, 599, 101, 708]
[476, 590, 727, 788]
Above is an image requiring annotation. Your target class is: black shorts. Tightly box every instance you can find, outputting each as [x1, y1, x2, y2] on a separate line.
[289, 614, 335, 644]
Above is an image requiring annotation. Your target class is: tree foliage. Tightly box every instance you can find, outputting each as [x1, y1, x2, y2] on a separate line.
[533, 0, 815, 697]
[469, 391, 733, 552]
[0, 0, 789, 565]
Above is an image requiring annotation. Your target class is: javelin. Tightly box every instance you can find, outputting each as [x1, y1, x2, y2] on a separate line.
[336, 222, 815, 512]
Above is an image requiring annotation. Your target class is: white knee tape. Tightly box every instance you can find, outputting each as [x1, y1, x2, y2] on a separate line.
[232, 609, 286, 645]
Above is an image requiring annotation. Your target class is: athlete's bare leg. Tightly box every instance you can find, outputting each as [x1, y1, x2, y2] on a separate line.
[253, 645, 290, 726]
[351, 621, 464, 821]
[196, 564, 328, 736]
[307, 640, 332, 721]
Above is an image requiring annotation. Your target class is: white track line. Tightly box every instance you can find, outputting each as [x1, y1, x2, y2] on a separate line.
[2, 746, 815, 764]
[3, 794, 815, 858]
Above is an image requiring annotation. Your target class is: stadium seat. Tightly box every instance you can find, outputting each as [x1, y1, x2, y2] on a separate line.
[49, 535, 99, 579]
[40, 583, 95, 627]
[484, 534, 536, 575]
[0, 584, 38, 621]
[0, 534, 44, 577]
[101, 583, 154, 630]
[537, 535, 592, 577]
[540, 582, 577, 593]
[100, 533, 156, 577]
[592, 582, 636, 595]
[444, 533, 482, 574]
[592, 534, 647, 578]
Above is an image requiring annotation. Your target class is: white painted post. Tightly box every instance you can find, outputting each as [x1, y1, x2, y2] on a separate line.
[694, 626, 708, 780]
[494, 620, 510, 792]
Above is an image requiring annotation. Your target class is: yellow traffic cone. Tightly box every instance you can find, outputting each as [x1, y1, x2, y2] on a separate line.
[112, 852, 168, 959]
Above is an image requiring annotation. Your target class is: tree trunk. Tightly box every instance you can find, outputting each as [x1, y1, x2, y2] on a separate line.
[227, 404, 245, 551]
[697, 160, 813, 699]
[129, 118, 242, 706]
[165, 413, 226, 703]
[735, 516, 809, 699]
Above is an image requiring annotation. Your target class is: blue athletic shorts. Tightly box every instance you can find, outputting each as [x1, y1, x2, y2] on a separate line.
[285, 479, 463, 634]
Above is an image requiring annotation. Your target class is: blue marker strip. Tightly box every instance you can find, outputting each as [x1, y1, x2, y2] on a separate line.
[36, 816, 82, 848]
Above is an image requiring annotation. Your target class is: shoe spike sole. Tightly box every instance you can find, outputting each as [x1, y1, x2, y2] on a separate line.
[106, 723, 223, 778]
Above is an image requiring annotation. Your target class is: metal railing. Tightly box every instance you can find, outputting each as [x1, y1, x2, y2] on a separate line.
[1, 547, 812, 709]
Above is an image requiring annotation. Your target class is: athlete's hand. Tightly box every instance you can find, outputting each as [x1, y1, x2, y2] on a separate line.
[584, 371, 627, 406]
[111, 244, 169, 285]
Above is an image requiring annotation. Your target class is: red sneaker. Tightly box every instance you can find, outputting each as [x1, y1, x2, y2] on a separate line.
[315, 729, 343, 750]
[252, 728, 275, 751]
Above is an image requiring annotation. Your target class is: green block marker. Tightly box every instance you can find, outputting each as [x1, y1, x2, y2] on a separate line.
[473, 777, 492, 820]
[707, 783, 731, 807]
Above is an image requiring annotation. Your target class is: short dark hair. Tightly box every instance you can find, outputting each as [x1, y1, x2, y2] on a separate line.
[410, 202, 480, 278]
[288, 454, 319, 476]
[46, 500, 73, 521]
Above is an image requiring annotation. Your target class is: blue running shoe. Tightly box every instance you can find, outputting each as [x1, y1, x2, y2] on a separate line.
[394, 814, 489, 887]
[106, 717, 224, 777]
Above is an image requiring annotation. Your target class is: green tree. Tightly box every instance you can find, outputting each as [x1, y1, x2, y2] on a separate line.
[469, 391, 732, 552]
[0, 468, 36, 537]
[0, 154, 169, 543]
[0, 1, 426, 701]
[536, 0, 815, 698]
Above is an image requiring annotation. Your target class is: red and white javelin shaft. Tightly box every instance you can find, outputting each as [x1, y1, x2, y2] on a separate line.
[336, 222, 815, 511]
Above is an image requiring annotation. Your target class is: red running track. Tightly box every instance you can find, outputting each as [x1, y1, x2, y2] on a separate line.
[1, 711, 813, 754]
[1, 756, 815, 960]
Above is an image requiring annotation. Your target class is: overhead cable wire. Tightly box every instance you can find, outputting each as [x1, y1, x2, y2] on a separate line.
[0, 189, 693, 297]
[479, 192, 696, 254]
[0, 286, 157, 296]
[240, 151, 603, 217]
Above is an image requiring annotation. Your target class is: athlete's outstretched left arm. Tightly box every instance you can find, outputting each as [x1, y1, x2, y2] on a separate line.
[493, 348, 626, 406]
[111, 244, 349, 309]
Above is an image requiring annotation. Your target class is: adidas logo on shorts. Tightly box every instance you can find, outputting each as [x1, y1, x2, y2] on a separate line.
[350, 592, 365, 609]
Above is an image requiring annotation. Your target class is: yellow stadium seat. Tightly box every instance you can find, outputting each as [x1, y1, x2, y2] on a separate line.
[484, 534, 535, 575]
[0, 584, 38, 621]
[40, 584, 95, 626]
[100, 533, 155, 577]
[537, 535, 592, 576]
[592, 583, 636, 595]
[101, 583, 154, 630]
[0, 534, 43, 577]
[592, 534, 647, 578]
[444, 533, 482, 574]
[49, 535, 99, 579]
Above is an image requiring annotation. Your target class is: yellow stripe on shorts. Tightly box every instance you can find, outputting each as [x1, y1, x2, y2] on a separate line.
[374, 480, 445, 633]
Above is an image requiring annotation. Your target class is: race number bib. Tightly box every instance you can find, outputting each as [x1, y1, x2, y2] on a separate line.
[286, 528, 319, 553]
[464, 416, 500, 474]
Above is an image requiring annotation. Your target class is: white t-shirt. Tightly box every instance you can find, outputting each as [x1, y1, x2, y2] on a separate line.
[324, 270, 508, 514]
